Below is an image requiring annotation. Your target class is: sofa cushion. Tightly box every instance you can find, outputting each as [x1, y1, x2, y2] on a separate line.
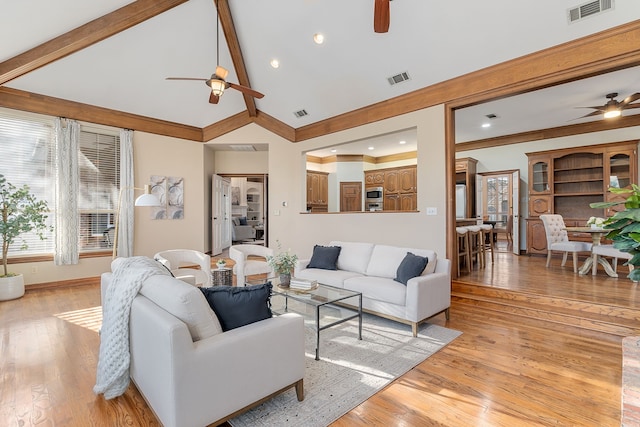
[200, 283, 273, 331]
[329, 241, 375, 274]
[238, 216, 248, 225]
[365, 245, 409, 279]
[139, 275, 223, 341]
[394, 252, 429, 285]
[296, 268, 362, 288]
[343, 276, 407, 306]
[307, 245, 341, 270]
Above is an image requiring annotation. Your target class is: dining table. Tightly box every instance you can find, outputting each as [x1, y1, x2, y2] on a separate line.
[565, 226, 618, 277]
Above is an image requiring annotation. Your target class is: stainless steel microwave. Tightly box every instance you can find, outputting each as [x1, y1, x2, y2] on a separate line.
[365, 187, 383, 200]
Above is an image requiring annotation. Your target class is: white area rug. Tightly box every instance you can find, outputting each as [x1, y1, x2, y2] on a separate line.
[229, 313, 461, 427]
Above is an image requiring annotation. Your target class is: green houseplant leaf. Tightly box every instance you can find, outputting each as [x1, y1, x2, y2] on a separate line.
[590, 184, 640, 281]
[0, 174, 51, 277]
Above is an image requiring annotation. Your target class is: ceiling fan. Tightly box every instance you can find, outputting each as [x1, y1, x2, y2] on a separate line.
[166, 66, 264, 104]
[576, 92, 640, 119]
[165, 1, 264, 104]
[374, 0, 391, 33]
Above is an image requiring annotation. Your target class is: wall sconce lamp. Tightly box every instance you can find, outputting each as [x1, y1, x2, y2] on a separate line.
[112, 184, 161, 259]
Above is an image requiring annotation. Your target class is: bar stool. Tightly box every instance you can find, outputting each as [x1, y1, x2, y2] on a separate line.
[466, 225, 484, 269]
[456, 227, 471, 276]
[479, 223, 495, 264]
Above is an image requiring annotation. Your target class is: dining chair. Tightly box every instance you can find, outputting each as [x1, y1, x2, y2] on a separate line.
[494, 215, 513, 245]
[540, 214, 592, 273]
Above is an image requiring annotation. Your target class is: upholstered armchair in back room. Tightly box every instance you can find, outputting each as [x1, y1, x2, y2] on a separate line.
[232, 217, 256, 242]
[229, 244, 274, 286]
[540, 214, 592, 273]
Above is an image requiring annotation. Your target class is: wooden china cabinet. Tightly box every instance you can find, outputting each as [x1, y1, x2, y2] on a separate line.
[525, 140, 638, 255]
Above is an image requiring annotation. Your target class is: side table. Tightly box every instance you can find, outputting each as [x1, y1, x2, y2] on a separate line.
[211, 268, 232, 287]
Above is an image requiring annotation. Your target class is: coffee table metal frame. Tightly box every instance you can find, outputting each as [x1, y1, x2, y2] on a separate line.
[247, 277, 362, 360]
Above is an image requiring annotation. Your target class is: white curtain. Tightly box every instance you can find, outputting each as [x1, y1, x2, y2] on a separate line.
[54, 118, 80, 265]
[117, 129, 134, 258]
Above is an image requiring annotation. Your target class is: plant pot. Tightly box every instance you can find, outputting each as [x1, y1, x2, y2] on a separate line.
[279, 273, 291, 287]
[0, 274, 25, 301]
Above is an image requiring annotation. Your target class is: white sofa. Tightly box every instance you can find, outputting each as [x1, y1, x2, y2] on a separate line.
[294, 241, 451, 336]
[100, 269, 305, 427]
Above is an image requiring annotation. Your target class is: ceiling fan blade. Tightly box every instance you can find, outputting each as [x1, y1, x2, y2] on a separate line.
[209, 92, 220, 104]
[374, 0, 390, 33]
[227, 82, 265, 99]
[571, 110, 603, 120]
[166, 77, 207, 81]
[215, 66, 229, 80]
[620, 92, 640, 108]
[575, 105, 605, 111]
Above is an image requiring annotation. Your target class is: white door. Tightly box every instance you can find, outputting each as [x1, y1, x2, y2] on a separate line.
[212, 174, 232, 255]
[511, 170, 520, 255]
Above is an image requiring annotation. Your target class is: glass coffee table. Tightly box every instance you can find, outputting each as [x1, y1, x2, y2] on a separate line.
[246, 276, 362, 360]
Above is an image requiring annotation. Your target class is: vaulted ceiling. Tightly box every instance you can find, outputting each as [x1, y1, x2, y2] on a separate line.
[2, 1, 640, 145]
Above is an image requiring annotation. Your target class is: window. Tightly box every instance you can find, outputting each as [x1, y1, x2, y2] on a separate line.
[78, 130, 120, 250]
[0, 110, 55, 256]
[482, 174, 511, 226]
[0, 109, 120, 258]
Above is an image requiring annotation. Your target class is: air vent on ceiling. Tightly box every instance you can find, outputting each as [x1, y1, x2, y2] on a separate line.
[230, 145, 256, 151]
[568, 0, 613, 23]
[485, 113, 498, 119]
[387, 71, 411, 86]
[293, 109, 309, 118]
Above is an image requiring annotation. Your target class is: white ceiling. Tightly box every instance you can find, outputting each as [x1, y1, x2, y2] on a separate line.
[3, 1, 640, 144]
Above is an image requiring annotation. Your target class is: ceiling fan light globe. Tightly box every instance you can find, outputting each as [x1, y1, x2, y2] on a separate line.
[603, 107, 621, 119]
[208, 79, 226, 96]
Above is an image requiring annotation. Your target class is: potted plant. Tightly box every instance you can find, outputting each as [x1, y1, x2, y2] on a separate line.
[590, 184, 640, 281]
[0, 174, 50, 300]
[266, 241, 298, 287]
[216, 258, 227, 269]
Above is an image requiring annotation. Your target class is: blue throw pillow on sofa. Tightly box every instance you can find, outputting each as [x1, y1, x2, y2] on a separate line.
[238, 217, 248, 225]
[394, 252, 428, 285]
[307, 245, 342, 270]
[200, 283, 272, 331]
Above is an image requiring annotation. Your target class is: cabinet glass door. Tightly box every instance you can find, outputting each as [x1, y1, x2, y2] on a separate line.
[531, 161, 549, 193]
[608, 152, 631, 189]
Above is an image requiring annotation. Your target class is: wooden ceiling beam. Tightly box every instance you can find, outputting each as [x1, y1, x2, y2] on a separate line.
[215, 0, 258, 117]
[0, 0, 189, 86]
[456, 113, 640, 152]
[0, 87, 203, 141]
[202, 111, 253, 141]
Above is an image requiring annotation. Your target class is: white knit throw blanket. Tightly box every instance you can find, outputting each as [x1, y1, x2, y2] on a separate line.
[94, 256, 170, 399]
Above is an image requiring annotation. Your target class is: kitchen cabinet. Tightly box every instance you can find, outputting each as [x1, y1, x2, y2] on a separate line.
[525, 140, 637, 254]
[306, 171, 328, 212]
[365, 165, 417, 211]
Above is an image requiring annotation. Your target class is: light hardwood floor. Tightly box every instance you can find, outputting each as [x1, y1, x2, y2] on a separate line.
[1, 250, 630, 426]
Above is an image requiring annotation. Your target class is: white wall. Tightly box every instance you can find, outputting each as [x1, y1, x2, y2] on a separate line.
[212, 107, 448, 261]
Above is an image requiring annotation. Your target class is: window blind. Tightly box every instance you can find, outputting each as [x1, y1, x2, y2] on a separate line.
[0, 109, 55, 256]
[78, 130, 120, 251]
[0, 109, 121, 256]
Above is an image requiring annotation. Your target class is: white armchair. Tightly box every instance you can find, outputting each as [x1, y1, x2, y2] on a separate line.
[154, 249, 212, 287]
[229, 244, 274, 286]
[540, 214, 592, 273]
[100, 270, 305, 427]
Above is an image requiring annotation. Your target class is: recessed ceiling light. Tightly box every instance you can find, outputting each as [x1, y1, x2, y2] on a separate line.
[368, 146, 375, 151]
[313, 33, 324, 44]
[270, 59, 280, 69]
[481, 123, 491, 128]
[399, 140, 406, 144]
[331, 149, 337, 153]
